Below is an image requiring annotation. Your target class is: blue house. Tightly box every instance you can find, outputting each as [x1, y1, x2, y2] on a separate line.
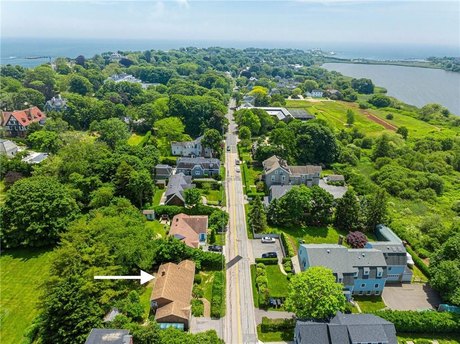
[365, 242, 412, 283]
[298, 244, 388, 299]
[176, 157, 220, 177]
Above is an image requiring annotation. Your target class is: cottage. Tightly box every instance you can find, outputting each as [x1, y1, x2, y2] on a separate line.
[171, 136, 213, 158]
[151, 260, 195, 330]
[169, 213, 208, 248]
[2, 107, 46, 137]
[176, 157, 220, 177]
[0, 139, 19, 158]
[155, 164, 173, 180]
[294, 312, 397, 344]
[262, 155, 321, 189]
[85, 329, 132, 344]
[142, 209, 155, 221]
[164, 173, 194, 206]
[365, 242, 412, 283]
[311, 89, 324, 98]
[44, 95, 67, 112]
[298, 244, 388, 298]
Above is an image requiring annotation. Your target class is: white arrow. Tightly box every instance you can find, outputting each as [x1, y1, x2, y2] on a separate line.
[94, 270, 154, 285]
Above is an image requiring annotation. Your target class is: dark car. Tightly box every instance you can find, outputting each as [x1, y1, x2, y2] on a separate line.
[208, 245, 223, 252]
[269, 298, 277, 307]
[262, 252, 277, 259]
[276, 299, 282, 308]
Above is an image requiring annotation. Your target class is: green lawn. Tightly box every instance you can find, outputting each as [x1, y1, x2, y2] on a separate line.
[204, 189, 221, 204]
[411, 264, 429, 283]
[139, 281, 154, 320]
[127, 133, 144, 146]
[152, 188, 163, 206]
[0, 249, 54, 344]
[354, 296, 386, 313]
[145, 220, 169, 238]
[199, 271, 216, 304]
[397, 333, 460, 344]
[265, 265, 289, 298]
[257, 325, 294, 342]
[214, 232, 226, 246]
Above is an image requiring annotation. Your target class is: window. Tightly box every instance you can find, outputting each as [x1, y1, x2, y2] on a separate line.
[361, 283, 365, 288]
[359, 291, 363, 295]
[282, 175, 286, 181]
[375, 291, 381, 296]
[388, 267, 392, 271]
[271, 176, 275, 181]
[367, 291, 371, 295]
[375, 284, 379, 288]
[363, 267, 370, 276]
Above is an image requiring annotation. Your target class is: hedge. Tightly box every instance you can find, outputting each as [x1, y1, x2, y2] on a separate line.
[153, 204, 220, 218]
[191, 299, 204, 317]
[210, 271, 225, 318]
[405, 245, 430, 278]
[280, 233, 295, 258]
[260, 317, 295, 333]
[255, 258, 279, 265]
[138, 130, 151, 147]
[374, 310, 460, 333]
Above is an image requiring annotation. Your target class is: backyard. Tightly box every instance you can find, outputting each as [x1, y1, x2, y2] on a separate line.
[145, 220, 169, 239]
[152, 188, 163, 206]
[0, 248, 53, 344]
[354, 295, 387, 313]
[127, 133, 145, 146]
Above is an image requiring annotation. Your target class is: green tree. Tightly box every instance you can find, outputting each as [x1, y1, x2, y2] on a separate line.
[1, 176, 79, 247]
[89, 185, 115, 209]
[334, 189, 362, 232]
[154, 117, 188, 142]
[364, 188, 388, 231]
[26, 130, 61, 153]
[302, 79, 319, 93]
[235, 109, 261, 135]
[238, 126, 251, 141]
[68, 74, 93, 95]
[285, 266, 346, 320]
[346, 109, 355, 126]
[351, 78, 374, 94]
[24, 65, 56, 99]
[90, 118, 130, 148]
[209, 228, 216, 244]
[396, 126, 409, 140]
[372, 134, 393, 161]
[249, 196, 267, 233]
[202, 128, 223, 157]
[369, 94, 391, 108]
[184, 188, 202, 207]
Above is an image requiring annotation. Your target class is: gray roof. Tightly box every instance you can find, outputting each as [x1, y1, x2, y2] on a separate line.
[177, 157, 220, 169]
[299, 244, 387, 279]
[289, 165, 322, 176]
[165, 173, 193, 204]
[269, 185, 293, 202]
[262, 156, 321, 176]
[366, 242, 408, 266]
[0, 139, 19, 157]
[171, 136, 202, 149]
[295, 312, 397, 344]
[375, 224, 403, 243]
[287, 108, 315, 120]
[326, 174, 345, 182]
[21, 152, 48, 164]
[85, 329, 131, 344]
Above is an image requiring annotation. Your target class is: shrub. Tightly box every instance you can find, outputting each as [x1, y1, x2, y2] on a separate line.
[280, 232, 295, 257]
[374, 310, 460, 333]
[256, 267, 266, 277]
[256, 276, 268, 288]
[255, 258, 279, 265]
[369, 94, 391, 108]
[256, 263, 266, 269]
[210, 272, 224, 318]
[260, 317, 296, 333]
[192, 284, 204, 298]
[138, 131, 152, 147]
[191, 299, 204, 317]
[346, 231, 368, 248]
[160, 156, 177, 165]
[386, 113, 394, 120]
[194, 274, 202, 284]
[358, 102, 369, 109]
[405, 246, 430, 278]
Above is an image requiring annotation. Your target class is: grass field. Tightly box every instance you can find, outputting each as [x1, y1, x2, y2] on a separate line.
[397, 333, 460, 344]
[127, 133, 144, 146]
[354, 296, 386, 313]
[145, 220, 169, 238]
[152, 188, 163, 206]
[257, 325, 293, 342]
[139, 280, 154, 320]
[0, 180, 6, 205]
[265, 265, 289, 298]
[0, 249, 54, 344]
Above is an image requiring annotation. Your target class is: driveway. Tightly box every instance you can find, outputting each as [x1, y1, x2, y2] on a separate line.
[189, 317, 223, 338]
[250, 238, 284, 263]
[382, 283, 441, 311]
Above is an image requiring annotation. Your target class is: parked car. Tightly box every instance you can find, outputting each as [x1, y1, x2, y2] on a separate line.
[227, 146, 231, 151]
[235, 166, 240, 173]
[261, 236, 276, 244]
[208, 245, 223, 252]
[269, 298, 277, 307]
[262, 252, 277, 259]
[276, 299, 282, 308]
[235, 159, 240, 165]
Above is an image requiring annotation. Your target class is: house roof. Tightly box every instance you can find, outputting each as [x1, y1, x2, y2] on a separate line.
[3, 107, 46, 127]
[375, 224, 403, 243]
[21, 152, 48, 164]
[85, 329, 131, 344]
[169, 213, 208, 248]
[295, 312, 397, 344]
[0, 139, 19, 156]
[262, 155, 289, 174]
[171, 136, 203, 149]
[287, 108, 315, 120]
[269, 185, 293, 202]
[289, 165, 322, 176]
[151, 260, 195, 322]
[165, 173, 193, 204]
[142, 210, 155, 215]
[366, 242, 408, 266]
[45, 95, 67, 109]
[176, 157, 220, 170]
[262, 155, 321, 176]
[326, 174, 345, 182]
[299, 244, 387, 276]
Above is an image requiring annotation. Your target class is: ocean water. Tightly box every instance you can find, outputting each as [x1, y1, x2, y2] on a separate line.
[1, 37, 459, 68]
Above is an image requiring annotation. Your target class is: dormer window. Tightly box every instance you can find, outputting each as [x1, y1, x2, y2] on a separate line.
[363, 267, 370, 276]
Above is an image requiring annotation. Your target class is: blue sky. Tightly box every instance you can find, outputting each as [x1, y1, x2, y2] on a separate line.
[1, 0, 459, 48]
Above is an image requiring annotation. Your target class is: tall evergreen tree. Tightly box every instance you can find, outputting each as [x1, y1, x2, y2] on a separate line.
[249, 196, 267, 233]
[334, 189, 362, 231]
[365, 188, 388, 231]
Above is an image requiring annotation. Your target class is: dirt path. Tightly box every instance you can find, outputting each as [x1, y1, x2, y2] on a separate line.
[364, 112, 398, 131]
[200, 298, 211, 317]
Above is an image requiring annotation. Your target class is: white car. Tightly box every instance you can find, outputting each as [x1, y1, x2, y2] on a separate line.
[235, 166, 240, 173]
[261, 236, 276, 244]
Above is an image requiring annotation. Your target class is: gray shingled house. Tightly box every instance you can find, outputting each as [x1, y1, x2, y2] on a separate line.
[176, 157, 220, 177]
[164, 173, 194, 206]
[155, 164, 173, 180]
[294, 312, 397, 344]
[262, 155, 321, 188]
[85, 329, 132, 344]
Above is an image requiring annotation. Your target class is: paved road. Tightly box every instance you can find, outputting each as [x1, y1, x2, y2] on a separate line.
[224, 98, 258, 344]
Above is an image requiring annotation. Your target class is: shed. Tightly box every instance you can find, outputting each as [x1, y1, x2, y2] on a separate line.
[142, 209, 155, 221]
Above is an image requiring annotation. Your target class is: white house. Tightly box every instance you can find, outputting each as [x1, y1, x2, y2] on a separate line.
[311, 89, 324, 98]
[171, 136, 213, 158]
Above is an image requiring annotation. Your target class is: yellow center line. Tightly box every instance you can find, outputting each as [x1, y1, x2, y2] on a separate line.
[229, 151, 243, 343]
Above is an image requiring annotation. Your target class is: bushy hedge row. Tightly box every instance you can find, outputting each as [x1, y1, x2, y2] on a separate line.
[190, 249, 223, 270]
[210, 271, 224, 318]
[374, 310, 460, 333]
[256, 263, 269, 306]
[280, 232, 295, 257]
[405, 245, 430, 278]
[260, 317, 295, 333]
[138, 130, 151, 147]
[191, 299, 204, 317]
[153, 204, 219, 217]
[255, 258, 279, 265]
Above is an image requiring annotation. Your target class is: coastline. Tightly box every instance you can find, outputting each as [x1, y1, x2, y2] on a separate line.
[321, 57, 447, 71]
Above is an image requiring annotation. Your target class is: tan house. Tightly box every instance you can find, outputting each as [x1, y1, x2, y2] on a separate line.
[151, 260, 195, 329]
[169, 213, 208, 248]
